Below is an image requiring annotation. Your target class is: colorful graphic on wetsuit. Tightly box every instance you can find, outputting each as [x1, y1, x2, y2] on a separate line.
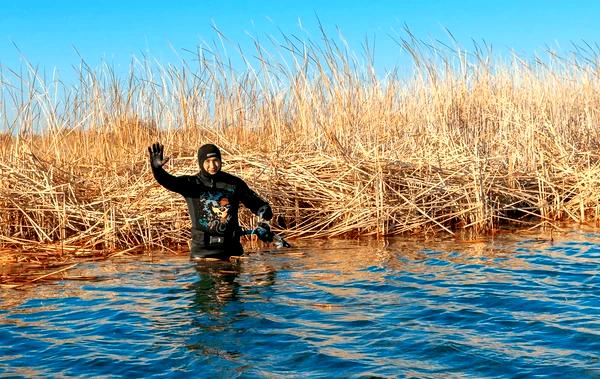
[189, 193, 233, 235]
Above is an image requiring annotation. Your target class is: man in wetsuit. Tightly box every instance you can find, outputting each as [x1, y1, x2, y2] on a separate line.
[148, 142, 273, 260]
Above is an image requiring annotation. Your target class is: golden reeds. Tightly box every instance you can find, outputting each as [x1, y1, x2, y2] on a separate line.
[2, 29, 600, 276]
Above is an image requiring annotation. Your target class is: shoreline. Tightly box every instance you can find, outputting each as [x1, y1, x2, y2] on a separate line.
[2, 32, 600, 284]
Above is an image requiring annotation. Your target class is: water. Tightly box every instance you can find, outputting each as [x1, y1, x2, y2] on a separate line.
[1, 230, 599, 378]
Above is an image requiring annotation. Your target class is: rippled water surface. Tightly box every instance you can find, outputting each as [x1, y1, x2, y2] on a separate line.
[1, 230, 599, 378]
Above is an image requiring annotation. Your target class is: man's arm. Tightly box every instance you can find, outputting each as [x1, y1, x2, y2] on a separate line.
[148, 142, 192, 194]
[238, 179, 273, 221]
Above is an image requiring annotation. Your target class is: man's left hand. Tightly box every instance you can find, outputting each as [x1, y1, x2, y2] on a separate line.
[257, 205, 273, 221]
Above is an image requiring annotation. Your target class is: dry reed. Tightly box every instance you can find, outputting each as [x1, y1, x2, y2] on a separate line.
[2, 28, 600, 282]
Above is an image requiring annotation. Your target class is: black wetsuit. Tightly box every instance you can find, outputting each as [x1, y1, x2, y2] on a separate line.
[151, 166, 271, 258]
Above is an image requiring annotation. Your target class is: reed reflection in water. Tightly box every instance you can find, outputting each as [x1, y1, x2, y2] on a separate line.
[0, 229, 598, 378]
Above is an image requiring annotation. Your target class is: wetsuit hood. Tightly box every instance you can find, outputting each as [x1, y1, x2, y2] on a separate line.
[197, 143, 222, 176]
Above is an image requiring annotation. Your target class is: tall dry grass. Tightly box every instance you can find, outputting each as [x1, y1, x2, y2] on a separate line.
[2, 29, 600, 266]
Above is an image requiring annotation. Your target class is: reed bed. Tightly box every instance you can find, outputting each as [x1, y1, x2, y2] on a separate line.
[2, 29, 600, 282]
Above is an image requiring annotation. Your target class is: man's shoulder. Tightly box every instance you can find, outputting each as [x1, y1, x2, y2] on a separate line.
[217, 171, 246, 184]
[215, 171, 250, 192]
[178, 173, 201, 182]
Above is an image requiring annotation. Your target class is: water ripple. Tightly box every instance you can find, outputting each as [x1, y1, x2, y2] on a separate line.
[1, 231, 599, 378]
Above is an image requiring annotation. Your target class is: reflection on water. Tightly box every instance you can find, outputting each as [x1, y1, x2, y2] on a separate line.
[0, 228, 599, 378]
[190, 260, 241, 313]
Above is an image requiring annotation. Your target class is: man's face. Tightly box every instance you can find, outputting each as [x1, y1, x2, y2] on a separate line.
[203, 157, 222, 175]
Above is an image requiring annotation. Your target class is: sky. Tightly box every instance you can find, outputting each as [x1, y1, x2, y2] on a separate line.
[0, 1, 599, 84]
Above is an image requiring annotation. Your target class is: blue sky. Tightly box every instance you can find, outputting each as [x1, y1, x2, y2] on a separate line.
[0, 1, 599, 84]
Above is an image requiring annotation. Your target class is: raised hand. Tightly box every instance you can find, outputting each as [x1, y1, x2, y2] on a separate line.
[148, 142, 170, 169]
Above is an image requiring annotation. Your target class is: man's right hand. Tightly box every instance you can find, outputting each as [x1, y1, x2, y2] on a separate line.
[148, 142, 170, 169]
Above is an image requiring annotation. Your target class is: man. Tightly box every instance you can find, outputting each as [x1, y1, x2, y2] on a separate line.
[148, 142, 273, 260]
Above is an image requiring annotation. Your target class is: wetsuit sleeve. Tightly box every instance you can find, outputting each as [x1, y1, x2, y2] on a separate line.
[151, 165, 196, 196]
[238, 179, 272, 220]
